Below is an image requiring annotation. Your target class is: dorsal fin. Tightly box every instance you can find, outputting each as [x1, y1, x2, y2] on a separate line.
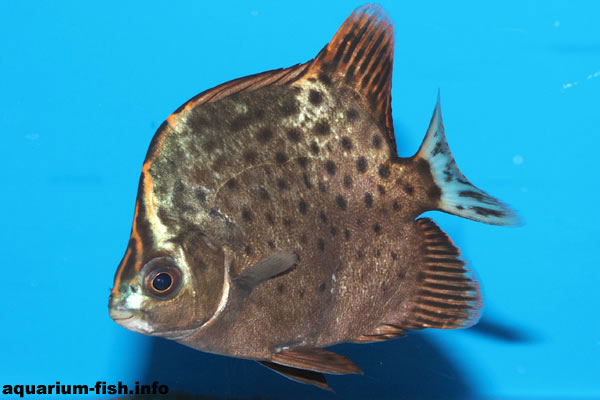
[305, 5, 396, 150]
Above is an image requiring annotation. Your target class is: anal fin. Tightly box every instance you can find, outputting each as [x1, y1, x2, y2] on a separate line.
[404, 218, 482, 330]
[259, 361, 333, 392]
[271, 347, 362, 375]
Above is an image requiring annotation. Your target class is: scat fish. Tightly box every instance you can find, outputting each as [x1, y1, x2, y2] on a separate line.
[109, 4, 517, 390]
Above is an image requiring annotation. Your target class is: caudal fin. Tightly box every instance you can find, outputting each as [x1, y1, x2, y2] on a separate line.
[416, 94, 519, 226]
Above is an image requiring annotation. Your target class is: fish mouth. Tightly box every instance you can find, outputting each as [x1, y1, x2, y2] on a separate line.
[109, 307, 134, 322]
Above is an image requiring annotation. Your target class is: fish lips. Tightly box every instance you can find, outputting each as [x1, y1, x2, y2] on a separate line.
[109, 299, 197, 340]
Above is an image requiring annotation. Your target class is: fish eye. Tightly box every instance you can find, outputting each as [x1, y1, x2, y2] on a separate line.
[143, 257, 182, 298]
[152, 272, 172, 292]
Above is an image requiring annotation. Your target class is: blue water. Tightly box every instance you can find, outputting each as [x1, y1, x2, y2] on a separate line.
[1, 1, 598, 399]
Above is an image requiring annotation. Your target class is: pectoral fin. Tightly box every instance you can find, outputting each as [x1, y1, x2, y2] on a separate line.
[232, 252, 297, 291]
[259, 361, 333, 392]
[271, 347, 362, 375]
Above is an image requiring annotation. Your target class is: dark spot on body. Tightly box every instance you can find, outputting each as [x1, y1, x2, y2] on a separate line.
[343, 175, 353, 188]
[265, 212, 274, 225]
[257, 127, 274, 143]
[283, 218, 291, 227]
[372, 134, 383, 149]
[314, 120, 330, 136]
[243, 150, 257, 163]
[318, 182, 327, 193]
[457, 205, 464, 210]
[341, 136, 353, 151]
[344, 229, 351, 240]
[303, 173, 313, 189]
[346, 108, 359, 121]
[196, 189, 207, 203]
[378, 185, 386, 195]
[391, 251, 398, 260]
[308, 89, 323, 106]
[373, 223, 381, 234]
[428, 185, 442, 200]
[357, 250, 364, 260]
[275, 152, 288, 164]
[325, 160, 337, 175]
[244, 245, 252, 255]
[335, 195, 347, 210]
[319, 211, 328, 223]
[317, 238, 325, 251]
[393, 200, 400, 211]
[298, 199, 308, 215]
[287, 128, 302, 142]
[356, 218, 363, 227]
[330, 226, 337, 236]
[226, 179, 237, 190]
[253, 108, 265, 120]
[277, 178, 288, 191]
[310, 142, 320, 155]
[268, 240, 276, 249]
[364, 192, 373, 208]
[378, 164, 391, 178]
[280, 99, 299, 116]
[211, 155, 226, 173]
[319, 282, 327, 292]
[203, 140, 217, 152]
[277, 283, 285, 294]
[357, 157, 367, 173]
[242, 209, 253, 223]
[299, 289, 305, 298]
[300, 233, 307, 244]
[297, 157, 308, 169]
[258, 187, 270, 201]
[404, 184, 414, 195]
[231, 114, 251, 131]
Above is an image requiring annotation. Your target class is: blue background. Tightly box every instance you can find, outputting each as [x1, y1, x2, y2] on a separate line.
[1, 1, 598, 399]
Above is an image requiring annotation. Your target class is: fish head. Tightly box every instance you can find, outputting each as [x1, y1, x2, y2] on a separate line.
[109, 198, 228, 340]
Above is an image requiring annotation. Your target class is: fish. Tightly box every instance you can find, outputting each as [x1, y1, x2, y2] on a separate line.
[108, 4, 517, 391]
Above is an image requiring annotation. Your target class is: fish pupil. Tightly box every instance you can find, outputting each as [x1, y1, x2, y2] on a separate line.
[153, 273, 172, 292]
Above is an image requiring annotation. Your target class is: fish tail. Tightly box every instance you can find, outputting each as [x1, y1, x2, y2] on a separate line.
[413, 93, 519, 226]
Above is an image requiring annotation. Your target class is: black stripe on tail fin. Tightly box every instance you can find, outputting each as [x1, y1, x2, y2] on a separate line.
[415, 94, 519, 226]
[404, 218, 482, 330]
[306, 4, 396, 152]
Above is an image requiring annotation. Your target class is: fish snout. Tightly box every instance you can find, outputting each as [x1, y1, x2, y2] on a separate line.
[108, 293, 134, 322]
